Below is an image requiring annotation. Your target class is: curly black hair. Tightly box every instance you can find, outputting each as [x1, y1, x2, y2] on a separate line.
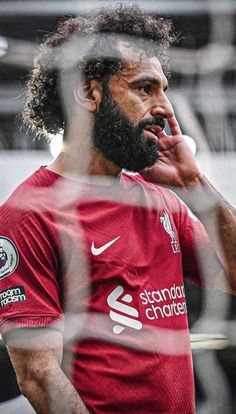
[22, 3, 177, 137]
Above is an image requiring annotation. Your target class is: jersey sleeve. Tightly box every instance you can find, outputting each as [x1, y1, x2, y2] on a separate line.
[173, 195, 224, 287]
[0, 206, 64, 337]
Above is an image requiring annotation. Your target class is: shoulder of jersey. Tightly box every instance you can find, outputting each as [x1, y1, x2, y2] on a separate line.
[121, 171, 176, 195]
[0, 167, 57, 219]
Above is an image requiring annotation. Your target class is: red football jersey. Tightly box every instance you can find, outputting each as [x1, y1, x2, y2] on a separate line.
[0, 167, 222, 413]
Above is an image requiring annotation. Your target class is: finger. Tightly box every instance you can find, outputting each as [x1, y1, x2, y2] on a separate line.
[140, 166, 155, 181]
[167, 116, 182, 136]
[158, 129, 168, 138]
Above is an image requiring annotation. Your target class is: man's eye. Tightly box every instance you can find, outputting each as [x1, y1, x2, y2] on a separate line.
[138, 84, 152, 94]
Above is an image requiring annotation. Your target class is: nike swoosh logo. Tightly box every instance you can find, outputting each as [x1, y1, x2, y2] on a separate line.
[91, 236, 120, 256]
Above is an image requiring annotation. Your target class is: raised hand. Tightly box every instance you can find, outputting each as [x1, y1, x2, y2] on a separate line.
[140, 116, 201, 188]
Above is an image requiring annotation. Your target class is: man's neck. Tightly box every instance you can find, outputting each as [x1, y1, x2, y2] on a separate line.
[47, 148, 121, 179]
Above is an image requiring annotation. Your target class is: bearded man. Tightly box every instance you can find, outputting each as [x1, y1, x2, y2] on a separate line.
[0, 246, 7, 269]
[0, 4, 235, 414]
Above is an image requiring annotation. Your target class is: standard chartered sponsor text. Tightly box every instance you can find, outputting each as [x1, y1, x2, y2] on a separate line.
[140, 284, 187, 320]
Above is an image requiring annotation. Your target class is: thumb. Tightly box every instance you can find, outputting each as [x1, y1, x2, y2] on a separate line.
[140, 166, 156, 182]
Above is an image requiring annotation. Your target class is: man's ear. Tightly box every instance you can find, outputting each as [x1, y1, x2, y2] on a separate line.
[73, 80, 103, 112]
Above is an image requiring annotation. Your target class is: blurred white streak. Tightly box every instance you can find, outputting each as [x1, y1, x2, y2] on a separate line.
[182, 135, 197, 155]
[49, 133, 64, 158]
[0, 38, 35, 67]
[0, 36, 8, 58]
[194, 350, 232, 414]
[1, 1, 236, 16]
[169, 91, 209, 151]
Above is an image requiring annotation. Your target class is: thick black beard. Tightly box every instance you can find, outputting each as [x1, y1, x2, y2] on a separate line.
[93, 85, 165, 172]
[0, 255, 7, 269]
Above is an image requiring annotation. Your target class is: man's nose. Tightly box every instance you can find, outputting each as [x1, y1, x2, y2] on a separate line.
[150, 93, 174, 119]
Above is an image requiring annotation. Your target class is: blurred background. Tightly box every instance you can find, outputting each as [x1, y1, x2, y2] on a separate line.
[0, 0, 235, 412]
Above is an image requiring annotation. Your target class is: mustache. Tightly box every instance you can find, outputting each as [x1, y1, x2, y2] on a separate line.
[138, 116, 166, 132]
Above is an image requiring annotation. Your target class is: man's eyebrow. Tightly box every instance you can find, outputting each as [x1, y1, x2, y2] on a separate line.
[128, 76, 169, 91]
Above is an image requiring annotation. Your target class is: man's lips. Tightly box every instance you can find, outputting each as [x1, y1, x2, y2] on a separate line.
[143, 125, 164, 142]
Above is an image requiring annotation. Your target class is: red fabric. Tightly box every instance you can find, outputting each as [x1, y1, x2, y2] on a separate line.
[0, 167, 222, 413]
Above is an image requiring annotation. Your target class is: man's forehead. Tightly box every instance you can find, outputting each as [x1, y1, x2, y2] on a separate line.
[118, 41, 164, 78]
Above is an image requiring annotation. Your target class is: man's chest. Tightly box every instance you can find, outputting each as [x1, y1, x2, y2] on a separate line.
[58, 200, 188, 333]
[79, 200, 182, 267]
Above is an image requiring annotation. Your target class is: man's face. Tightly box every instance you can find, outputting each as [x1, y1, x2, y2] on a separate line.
[0, 246, 7, 269]
[93, 51, 173, 172]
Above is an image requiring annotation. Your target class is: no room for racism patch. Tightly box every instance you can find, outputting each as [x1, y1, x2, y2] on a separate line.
[0, 286, 26, 307]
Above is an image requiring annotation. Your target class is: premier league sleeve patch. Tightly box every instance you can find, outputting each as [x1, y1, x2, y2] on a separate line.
[0, 237, 19, 279]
